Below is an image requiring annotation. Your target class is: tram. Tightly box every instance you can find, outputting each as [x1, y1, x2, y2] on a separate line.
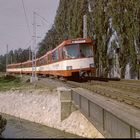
[7, 38, 96, 78]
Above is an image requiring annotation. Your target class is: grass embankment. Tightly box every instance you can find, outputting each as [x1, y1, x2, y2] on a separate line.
[0, 75, 23, 91]
[0, 74, 56, 92]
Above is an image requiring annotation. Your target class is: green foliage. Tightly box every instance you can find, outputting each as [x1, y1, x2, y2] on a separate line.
[88, 0, 140, 77]
[0, 55, 6, 72]
[36, 0, 140, 78]
[0, 48, 31, 72]
[0, 0, 139, 78]
[0, 75, 21, 91]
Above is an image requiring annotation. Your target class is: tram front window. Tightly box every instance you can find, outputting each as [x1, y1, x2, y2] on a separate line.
[62, 43, 93, 59]
[62, 44, 79, 59]
[79, 44, 93, 58]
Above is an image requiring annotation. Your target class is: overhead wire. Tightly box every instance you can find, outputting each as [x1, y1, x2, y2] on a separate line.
[21, 0, 31, 36]
[22, 38, 33, 49]
[34, 12, 50, 45]
[21, 0, 33, 51]
[35, 12, 48, 24]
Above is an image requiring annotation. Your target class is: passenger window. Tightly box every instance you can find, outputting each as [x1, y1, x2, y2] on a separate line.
[60, 48, 64, 59]
[79, 44, 93, 58]
[48, 54, 51, 63]
[52, 50, 59, 62]
[79, 49, 85, 57]
[63, 45, 79, 59]
[61, 48, 66, 59]
[60, 48, 67, 59]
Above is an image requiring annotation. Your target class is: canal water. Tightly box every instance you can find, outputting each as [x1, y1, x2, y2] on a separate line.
[1, 114, 82, 138]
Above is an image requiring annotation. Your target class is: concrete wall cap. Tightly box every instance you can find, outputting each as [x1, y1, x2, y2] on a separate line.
[57, 87, 71, 92]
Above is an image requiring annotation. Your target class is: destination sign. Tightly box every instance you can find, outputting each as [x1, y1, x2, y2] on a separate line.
[72, 40, 86, 44]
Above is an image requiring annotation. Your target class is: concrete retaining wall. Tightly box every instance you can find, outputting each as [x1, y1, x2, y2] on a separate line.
[0, 88, 103, 138]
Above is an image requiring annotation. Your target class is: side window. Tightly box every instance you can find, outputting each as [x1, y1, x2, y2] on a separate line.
[61, 47, 69, 59]
[45, 56, 48, 64]
[29, 62, 31, 67]
[39, 60, 41, 65]
[44, 58, 46, 65]
[60, 48, 65, 59]
[48, 54, 51, 63]
[52, 52, 55, 61]
[40, 59, 45, 65]
[47, 56, 49, 63]
[52, 50, 59, 62]
[56, 50, 59, 60]
[62, 47, 66, 59]
[37, 60, 40, 66]
[40, 59, 42, 65]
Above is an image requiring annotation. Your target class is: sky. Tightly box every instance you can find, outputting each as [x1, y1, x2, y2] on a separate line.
[0, 0, 59, 55]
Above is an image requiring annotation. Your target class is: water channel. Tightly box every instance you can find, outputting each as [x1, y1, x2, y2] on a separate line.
[1, 114, 82, 138]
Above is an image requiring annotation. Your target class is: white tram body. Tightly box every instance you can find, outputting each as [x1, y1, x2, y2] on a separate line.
[7, 38, 96, 77]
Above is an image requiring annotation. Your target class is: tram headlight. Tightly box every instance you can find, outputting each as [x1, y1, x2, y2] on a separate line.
[66, 66, 72, 70]
[90, 63, 94, 68]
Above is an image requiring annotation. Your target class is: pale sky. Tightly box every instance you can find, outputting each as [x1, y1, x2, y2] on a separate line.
[0, 0, 59, 55]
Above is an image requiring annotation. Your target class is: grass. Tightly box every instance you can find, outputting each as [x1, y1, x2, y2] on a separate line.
[0, 74, 56, 92]
[0, 75, 22, 91]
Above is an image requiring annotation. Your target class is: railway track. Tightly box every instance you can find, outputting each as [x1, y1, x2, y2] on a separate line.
[66, 80, 140, 109]
[89, 80, 140, 94]
[31, 75, 140, 109]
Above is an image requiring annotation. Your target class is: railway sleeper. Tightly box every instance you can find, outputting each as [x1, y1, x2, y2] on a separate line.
[104, 93, 111, 97]
[134, 103, 140, 109]
[124, 99, 133, 105]
[110, 95, 117, 99]
[98, 91, 105, 95]
[92, 88, 100, 93]
[117, 97, 124, 102]
[123, 96, 140, 107]
[92, 88, 103, 94]
[104, 83, 140, 92]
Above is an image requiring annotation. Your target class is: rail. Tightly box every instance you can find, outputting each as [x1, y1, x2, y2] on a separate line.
[67, 80, 140, 109]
